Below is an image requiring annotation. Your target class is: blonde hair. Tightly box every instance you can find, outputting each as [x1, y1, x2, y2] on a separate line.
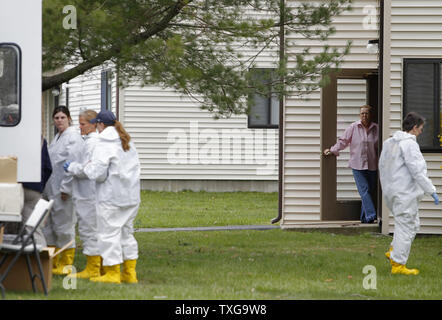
[360, 105, 373, 113]
[79, 109, 98, 123]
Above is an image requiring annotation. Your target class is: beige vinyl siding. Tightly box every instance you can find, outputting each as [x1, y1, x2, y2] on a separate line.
[119, 9, 280, 182]
[52, 11, 279, 183]
[122, 85, 279, 180]
[47, 66, 118, 145]
[42, 90, 56, 142]
[282, 0, 379, 226]
[64, 67, 118, 127]
[385, 0, 442, 234]
[66, 72, 101, 124]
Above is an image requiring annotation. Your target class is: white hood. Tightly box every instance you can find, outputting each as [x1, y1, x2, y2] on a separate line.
[82, 126, 140, 207]
[99, 126, 119, 142]
[392, 130, 416, 142]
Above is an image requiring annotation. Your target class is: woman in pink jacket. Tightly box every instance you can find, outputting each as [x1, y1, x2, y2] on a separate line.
[323, 105, 379, 223]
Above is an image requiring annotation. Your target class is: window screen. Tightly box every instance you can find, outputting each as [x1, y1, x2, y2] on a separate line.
[270, 93, 279, 126]
[101, 69, 112, 111]
[248, 68, 279, 129]
[403, 59, 441, 151]
[0, 44, 20, 126]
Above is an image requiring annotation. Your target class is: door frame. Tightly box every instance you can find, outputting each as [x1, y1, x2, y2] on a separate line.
[320, 68, 379, 221]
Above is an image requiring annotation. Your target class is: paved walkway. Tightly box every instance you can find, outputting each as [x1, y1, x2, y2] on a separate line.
[135, 225, 280, 232]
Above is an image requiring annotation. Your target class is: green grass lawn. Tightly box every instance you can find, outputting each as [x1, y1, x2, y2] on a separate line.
[5, 230, 442, 300]
[136, 190, 278, 228]
[3, 191, 442, 300]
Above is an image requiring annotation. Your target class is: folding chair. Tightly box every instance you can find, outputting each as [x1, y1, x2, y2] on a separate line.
[0, 198, 54, 299]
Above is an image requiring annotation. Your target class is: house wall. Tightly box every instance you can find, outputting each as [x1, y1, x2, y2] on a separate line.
[44, 66, 118, 143]
[116, 8, 280, 191]
[382, 0, 442, 234]
[119, 83, 279, 190]
[48, 7, 280, 192]
[58, 66, 118, 126]
[42, 90, 55, 142]
[282, 0, 379, 226]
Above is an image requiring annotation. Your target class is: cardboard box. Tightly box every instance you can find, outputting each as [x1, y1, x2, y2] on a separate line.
[0, 157, 17, 183]
[0, 247, 54, 294]
[0, 226, 3, 244]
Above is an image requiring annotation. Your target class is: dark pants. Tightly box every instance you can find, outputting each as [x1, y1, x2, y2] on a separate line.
[352, 169, 377, 223]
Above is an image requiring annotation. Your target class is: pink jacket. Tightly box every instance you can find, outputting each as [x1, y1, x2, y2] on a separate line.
[330, 120, 378, 171]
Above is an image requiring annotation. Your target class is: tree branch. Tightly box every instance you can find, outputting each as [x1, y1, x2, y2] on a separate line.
[42, 0, 192, 91]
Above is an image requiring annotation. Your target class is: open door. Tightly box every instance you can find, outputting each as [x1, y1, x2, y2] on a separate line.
[321, 69, 378, 221]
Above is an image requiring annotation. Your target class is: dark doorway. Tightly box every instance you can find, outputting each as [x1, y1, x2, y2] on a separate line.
[321, 69, 379, 221]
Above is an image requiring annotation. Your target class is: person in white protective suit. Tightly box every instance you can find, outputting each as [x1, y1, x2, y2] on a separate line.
[379, 112, 439, 275]
[65, 110, 140, 284]
[63, 109, 101, 279]
[43, 106, 84, 275]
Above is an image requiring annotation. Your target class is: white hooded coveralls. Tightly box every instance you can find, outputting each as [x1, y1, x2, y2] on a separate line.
[378, 131, 436, 265]
[82, 126, 141, 266]
[67, 131, 100, 256]
[43, 126, 84, 249]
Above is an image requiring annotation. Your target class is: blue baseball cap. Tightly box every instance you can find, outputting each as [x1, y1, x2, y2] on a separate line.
[90, 110, 116, 125]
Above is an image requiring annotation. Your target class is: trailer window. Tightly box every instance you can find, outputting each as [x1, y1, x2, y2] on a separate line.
[0, 44, 21, 126]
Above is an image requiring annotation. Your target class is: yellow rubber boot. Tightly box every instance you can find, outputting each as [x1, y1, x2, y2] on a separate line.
[90, 264, 121, 284]
[385, 246, 393, 261]
[71, 255, 101, 279]
[52, 248, 76, 275]
[121, 260, 138, 284]
[391, 260, 419, 275]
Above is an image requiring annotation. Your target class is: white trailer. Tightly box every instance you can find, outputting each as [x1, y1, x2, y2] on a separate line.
[0, 0, 42, 183]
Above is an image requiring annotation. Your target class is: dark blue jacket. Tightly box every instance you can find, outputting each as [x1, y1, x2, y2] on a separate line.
[22, 138, 52, 193]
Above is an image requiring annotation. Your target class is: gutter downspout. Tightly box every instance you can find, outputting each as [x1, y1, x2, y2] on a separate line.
[272, 0, 285, 224]
[116, 67, 120, 120]
[377, 0, 384, 233]
[381, 0, 392, 235]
